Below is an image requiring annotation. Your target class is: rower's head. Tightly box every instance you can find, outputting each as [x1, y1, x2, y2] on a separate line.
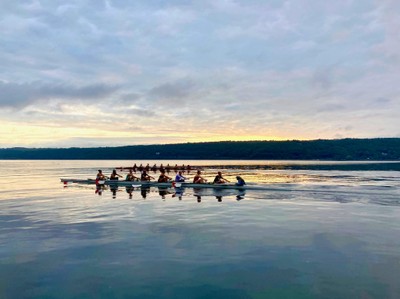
[178, 171, 182, 175]
[197, 170, 201, 174]
[98, 169, 102, 173]
[112, 169, 117, 174]
[218, 171, 222, 175]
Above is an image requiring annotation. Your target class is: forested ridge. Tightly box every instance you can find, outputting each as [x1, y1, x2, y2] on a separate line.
[1, 138, 399, 160]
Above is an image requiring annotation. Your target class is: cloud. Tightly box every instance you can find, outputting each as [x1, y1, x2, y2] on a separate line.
[0, 81, 119, 108]
[0, 1, 399, 146]
[149, 79, 197, 100]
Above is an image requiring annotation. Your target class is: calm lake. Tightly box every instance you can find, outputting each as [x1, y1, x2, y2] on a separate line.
[1, 160, 400, 299]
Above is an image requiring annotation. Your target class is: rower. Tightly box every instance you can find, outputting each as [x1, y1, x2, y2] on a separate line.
[158, 170, 172, 183]
[175, 171, 186, 182]
[110, 169, 123, 180]
[141, 170, 154, 181]
[213, 171, 229, 184]
[235, 176, 246, 186]
[96, 170, 106, 180]
[126, 169, 139, 181]
[193, 170, 207, 184]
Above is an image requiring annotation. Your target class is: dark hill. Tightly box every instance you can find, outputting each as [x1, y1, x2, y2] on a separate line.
[0, 138, 399, 160]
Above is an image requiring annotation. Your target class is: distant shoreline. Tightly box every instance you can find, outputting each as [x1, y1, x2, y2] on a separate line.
[1, 138, 399, 161]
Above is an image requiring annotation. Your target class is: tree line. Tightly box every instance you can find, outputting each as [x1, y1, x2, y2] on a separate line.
[0, 138, 399, 160]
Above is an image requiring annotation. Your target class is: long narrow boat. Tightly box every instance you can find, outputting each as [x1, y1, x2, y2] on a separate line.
[61, 178, 248, 190]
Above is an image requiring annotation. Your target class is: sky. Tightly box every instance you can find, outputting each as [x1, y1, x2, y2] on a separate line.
[0, 0, 399, 148]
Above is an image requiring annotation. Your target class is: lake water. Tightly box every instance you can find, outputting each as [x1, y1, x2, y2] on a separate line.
[1, 160, 400, 299]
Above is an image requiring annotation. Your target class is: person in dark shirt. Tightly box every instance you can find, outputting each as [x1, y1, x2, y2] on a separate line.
[126, 169, 139, 181]
[158, 171, 172, 182]
[213, 172, 229, 184]
[141, 170, 154, 181]
[110, 169, 122, 180]
[235, 176, 246, 186]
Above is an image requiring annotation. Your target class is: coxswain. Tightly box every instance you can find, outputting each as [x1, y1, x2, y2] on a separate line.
[235, 176, 246, 186]
[213, 171, 229, 184]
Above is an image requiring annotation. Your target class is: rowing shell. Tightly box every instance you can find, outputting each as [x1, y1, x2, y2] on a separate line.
[61, 178, 248, 190]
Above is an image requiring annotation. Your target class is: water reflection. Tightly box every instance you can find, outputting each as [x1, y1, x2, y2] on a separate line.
[65, 182, 249, 202]
[95, 185, 105, 196]
[172, 186, 184, 200]
[89, 184, 248, 202]
[158, 187, 170, 199]
[110, 185, 118, 199]
[125, 186, 134, 199]
[140, 186, 150, 199]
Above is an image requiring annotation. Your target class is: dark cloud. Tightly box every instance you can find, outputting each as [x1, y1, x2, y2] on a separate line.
[149, 79, 196, 99]
[311, 68, 334, 90]
[119, 93, 142, 103]
[371, 97, 391, 107]
[125, 108, 156, 117]
[317, 103, 346, 112]
[0, 81, 119, 108]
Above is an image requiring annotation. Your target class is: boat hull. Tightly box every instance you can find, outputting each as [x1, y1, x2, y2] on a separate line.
[61, 178, 247, 190]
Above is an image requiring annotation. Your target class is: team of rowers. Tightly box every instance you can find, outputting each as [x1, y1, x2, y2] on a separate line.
[96, 169, 246, 186]
[118, 163, 194, 172]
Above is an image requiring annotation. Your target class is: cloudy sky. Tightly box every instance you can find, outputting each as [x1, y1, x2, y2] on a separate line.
[1, 0, 399, 147]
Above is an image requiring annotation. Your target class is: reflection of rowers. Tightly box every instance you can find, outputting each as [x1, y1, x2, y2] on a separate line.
[158, 187, 170, 199]
[140, 186, 150, 198]
[125, 186, 134, 199]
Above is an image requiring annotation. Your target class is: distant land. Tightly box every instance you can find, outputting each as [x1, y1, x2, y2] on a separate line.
[1, 138, 399, 161]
